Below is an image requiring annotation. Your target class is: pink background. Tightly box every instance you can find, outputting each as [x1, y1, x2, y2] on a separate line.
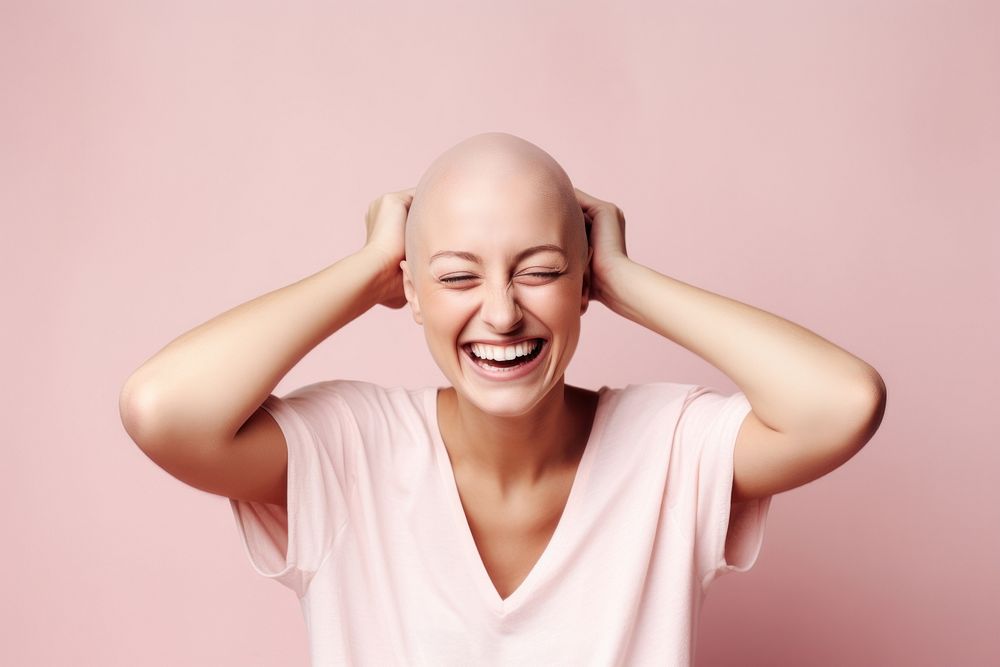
[3, 1, 997, 665]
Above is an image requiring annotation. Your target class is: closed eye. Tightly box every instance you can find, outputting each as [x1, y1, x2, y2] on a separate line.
[440, 271, 562, 284]
[524, 271, 563, 280]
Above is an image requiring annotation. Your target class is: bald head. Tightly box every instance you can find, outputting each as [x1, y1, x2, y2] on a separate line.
[405, 132, 586, 268]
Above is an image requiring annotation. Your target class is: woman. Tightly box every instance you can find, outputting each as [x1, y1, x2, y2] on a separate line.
[120, 132, 885, 665]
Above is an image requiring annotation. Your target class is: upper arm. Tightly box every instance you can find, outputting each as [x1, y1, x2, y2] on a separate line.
[134, 399, 290, 509]
[731, 382, 886, 503]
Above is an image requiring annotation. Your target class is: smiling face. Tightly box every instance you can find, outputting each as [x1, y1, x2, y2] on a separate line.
[400, 133, 592, 417]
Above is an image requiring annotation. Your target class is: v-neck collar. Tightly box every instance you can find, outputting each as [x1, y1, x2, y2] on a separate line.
[425, 384, 613, 616]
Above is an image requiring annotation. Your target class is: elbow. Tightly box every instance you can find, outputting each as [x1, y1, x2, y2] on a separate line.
[841, 370, 887, 449]
[119, 377, 166, 453]
[859, 366, 887, 423]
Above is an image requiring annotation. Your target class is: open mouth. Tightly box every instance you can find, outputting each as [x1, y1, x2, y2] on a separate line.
[462, 338, 547, 371]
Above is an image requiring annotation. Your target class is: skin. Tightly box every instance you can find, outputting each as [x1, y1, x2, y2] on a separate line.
[381, 132, 883, 598]
[399, 132, 597, 495]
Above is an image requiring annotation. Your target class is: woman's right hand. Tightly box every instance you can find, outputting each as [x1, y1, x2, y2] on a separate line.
[361, 187, 416, 309]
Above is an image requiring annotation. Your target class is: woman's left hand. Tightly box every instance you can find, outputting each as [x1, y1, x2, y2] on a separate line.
[575, 187, 634, 310]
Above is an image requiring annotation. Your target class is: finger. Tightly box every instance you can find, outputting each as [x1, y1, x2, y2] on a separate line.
[574, 187, 605, 214]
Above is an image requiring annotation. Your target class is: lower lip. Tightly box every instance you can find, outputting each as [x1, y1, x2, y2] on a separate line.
[461, 340, 548, 382]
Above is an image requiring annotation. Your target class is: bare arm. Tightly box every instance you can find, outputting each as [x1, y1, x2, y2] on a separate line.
[121, 250, 386, 446]
[120, 190, 413, 454]
[575, 187, 885, 503]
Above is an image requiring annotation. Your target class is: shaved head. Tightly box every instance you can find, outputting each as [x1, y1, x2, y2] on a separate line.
[405, 132, 586, 271]
[398, 132, 593, 411]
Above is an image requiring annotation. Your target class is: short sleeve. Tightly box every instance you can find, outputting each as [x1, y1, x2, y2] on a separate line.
[228, 382, 356, 598]
[679, 387, 773, 593]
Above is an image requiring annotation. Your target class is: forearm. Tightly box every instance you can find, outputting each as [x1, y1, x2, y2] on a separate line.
[605, 260, 883, 435]
[120, 248, 392, 447]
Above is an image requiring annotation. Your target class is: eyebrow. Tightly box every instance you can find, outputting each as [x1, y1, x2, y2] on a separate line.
[429, 244, 567, 264]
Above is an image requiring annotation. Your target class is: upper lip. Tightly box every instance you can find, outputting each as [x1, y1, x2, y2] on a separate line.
[462, 336, 546, 346]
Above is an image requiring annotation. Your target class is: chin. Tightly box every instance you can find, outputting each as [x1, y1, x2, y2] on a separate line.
[464, 391, 544, 418]
[457, 372, 566, 418]
[431, 339, 569, 414]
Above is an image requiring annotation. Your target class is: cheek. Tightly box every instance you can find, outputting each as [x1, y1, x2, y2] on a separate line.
[527, 283, 581, 314]
[420, 294, 470, 338]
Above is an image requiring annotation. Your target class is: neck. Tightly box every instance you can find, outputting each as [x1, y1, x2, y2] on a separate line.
[442, 378, 584, 493]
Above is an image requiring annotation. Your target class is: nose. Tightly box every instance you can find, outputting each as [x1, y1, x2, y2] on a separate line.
[479, 278, 523, 333]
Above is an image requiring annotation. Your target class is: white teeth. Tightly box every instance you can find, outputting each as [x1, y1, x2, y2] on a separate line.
[469, 339, 541, 361]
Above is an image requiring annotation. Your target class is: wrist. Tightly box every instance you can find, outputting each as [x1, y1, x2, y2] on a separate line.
[356, 245, 394, 274]
[599, 256, 637, 303]
[354, 246, 403, 306]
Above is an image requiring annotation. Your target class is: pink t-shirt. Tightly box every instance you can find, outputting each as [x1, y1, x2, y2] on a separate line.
[229, 379, 773, 665]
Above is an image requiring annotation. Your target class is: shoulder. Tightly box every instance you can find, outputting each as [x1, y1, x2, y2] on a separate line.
[597, 382, 749, 443]
[602, 381, 701, 417]
[286, 378, 411, 401]
[279, 379, 419, 420]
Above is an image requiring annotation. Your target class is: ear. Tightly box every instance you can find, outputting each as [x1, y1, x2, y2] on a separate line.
[400, 259, 423, 325]
[580, 245, 594, 316]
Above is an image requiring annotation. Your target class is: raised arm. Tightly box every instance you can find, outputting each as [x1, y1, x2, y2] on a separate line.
[576, 187, 886, 503]
[119, 189, 413, 504]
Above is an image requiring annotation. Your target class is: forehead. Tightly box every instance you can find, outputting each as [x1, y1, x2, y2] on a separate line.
[419, 172, 571, 252]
